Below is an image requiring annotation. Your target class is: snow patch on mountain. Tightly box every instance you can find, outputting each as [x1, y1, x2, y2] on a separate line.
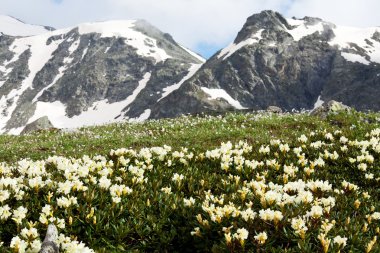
[329, 26, 380, 64]
[218, 29, 264, 60]
[313, 96, 324, 110]
[158, 63, 202, 102]
[68, 39, 80, 55]
[0, 34, 64, 132]
[286, 18, 380, 64]
[78, 20, 171, 63]
[341, 52, 370, 65]
[286, 18, 324, 41]
[24, 73, 152, 131]
[0, 15, 51, 37]
[129, 109, 151, 122]
[180, 46, 205, 63]
[201, 87, 246, 109]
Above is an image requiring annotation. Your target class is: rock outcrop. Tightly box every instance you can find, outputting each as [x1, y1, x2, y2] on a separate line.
[310, 100, 351, 117]
[21, 116, 54, 135]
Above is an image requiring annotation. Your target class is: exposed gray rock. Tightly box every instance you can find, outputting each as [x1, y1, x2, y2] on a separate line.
[21, 116, 54, 135]
[267, 106, 283, 113]
[310, 100, 351, 117]
[39, 224, 59, 253]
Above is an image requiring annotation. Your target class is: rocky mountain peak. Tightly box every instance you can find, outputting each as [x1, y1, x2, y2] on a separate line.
[234, 10, 291, 44]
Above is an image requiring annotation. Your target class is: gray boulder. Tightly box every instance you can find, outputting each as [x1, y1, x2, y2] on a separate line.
[267, 106, 283, 113]
[21, 116, 54, 135]
[39, 224, 59, 253]
[310, 100, 351, 117]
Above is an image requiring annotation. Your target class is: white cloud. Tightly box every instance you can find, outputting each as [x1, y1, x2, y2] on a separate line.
[0, 0, 379, 56]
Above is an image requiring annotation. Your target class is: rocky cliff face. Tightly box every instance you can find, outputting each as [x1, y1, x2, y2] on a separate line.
[152, 10, 380, 118]
[0, 16, 204, 133]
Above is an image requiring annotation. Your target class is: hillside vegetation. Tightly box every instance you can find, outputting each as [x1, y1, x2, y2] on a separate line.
[0, 110, 380, 252]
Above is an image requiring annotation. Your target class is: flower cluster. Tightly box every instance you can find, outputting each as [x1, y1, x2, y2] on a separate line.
[0, 123, 379, 252]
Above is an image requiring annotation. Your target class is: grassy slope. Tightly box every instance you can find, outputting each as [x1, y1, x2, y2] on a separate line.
[0, 111, 377, 163]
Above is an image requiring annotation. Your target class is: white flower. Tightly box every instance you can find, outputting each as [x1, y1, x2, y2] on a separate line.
[234, 228, 249, 245]
[307, 205, 323, 219]
[10, 236, 28, 252]
[291, 217, 308, 233]
[259, 209, 283, 223]
[254, 232, 267, 244]
[339, 136, 348, 144]
[56, 217, 66, 229]
[342, 181, 359, 192]
[172, 173, 184, 183]
[371, 212, 380, 220]
[307, 180, 332, 192]
[112, 196, 121, 204]
[333, 236, 347, 247]
[12, 206, 28, 225]
[298, 135, 308, 143]
[259, 145, 270, 154]
[29, 239, 42, 253]
[99, 176, 111, 189]
[358, 163, 367, 171]
[325, 133, 334, 141]
[279, 143, 290, 153]
[183, 197, 196, 207]
[161, 187, 172, 194]
[241, 208, 256, 221]
[270, 139, 281, 146]
[57, 180, 74, 195]
[20, 227, 39, 240]
[0, 190, 10, 203]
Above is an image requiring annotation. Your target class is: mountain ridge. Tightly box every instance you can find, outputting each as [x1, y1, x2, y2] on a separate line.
[1, 11, 380, 134]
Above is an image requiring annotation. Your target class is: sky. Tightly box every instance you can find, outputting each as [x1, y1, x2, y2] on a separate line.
[1, 0, 380, 59]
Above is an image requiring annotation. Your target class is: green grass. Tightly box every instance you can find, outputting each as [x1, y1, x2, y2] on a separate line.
[0, 110, 377, 163]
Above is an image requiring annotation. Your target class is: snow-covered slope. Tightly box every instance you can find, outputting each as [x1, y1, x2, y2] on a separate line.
[0, 18, 204, 134]
[286, 18, 380, 65]
[0, 15, 52, 36]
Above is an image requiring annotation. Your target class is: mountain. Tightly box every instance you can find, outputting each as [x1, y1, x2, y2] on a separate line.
[0, 16, 204, 134]
[151, 10, 380, 118]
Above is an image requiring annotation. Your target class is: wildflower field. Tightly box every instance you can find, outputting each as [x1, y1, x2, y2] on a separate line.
[0, 111, 380, 252]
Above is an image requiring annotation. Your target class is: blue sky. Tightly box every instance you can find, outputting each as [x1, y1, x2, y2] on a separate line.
[2, 0, 380, 59]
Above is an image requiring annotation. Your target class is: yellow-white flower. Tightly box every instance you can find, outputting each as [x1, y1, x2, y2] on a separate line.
[233, 228, 249, 246]
[333, 236, 347, 247]
[12, 206, 28, 225]
[254, 232, 267, 245]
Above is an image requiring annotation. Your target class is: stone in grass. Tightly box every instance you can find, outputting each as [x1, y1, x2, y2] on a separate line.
[266, 106, 283, 114]
[39, 224, 59, 253]
[310, 100, 351, 117]
[21, 116, 55, 135]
